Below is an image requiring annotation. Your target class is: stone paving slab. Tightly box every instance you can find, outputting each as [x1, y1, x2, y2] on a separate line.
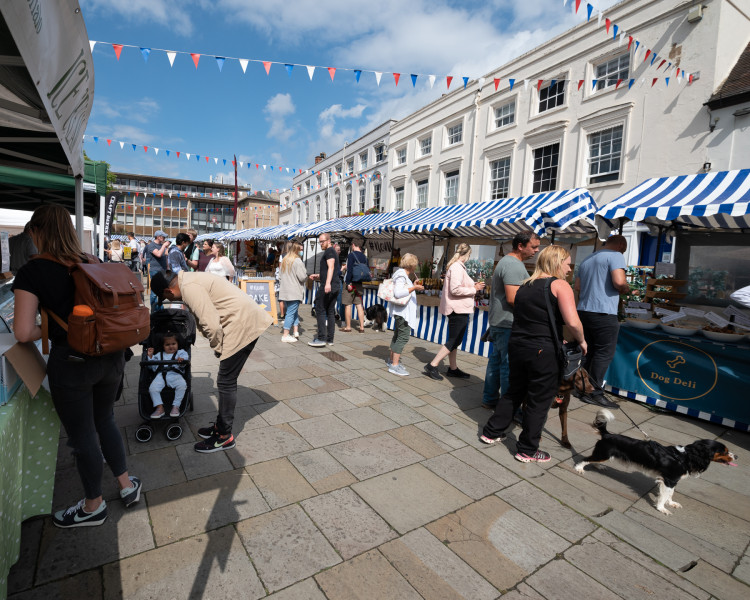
[253, 380, 316, 402]
[315, 549, 422, 600]
[101, 526, 264, 600]
[289, 448, 357, 493]
[388, 424, 454, 459]
[6, 519, 43, 596]
[558, 457, 657, 502]
[422, 453, 503, 500]
[327, 433, 424, 480]
[675, 473, 750, 521]
[147, 469, 269, 546]
[353, 464, 472, 534]
[9, 569, 102, 600]
[252, 400, 303, 425]
[414, 403, 459, 426]
[290, 413, 361, 448]
[524, 558, 622, 600]
[301, 487, 397, 559]
[336, 406, 400, 435]
[175, 440, 234, 480]
[499, 582, 546, 599]
[287, 393, 358, 418]
[414, 421, 466, 450]
[236, 504, 341, 593]
[679, 560, 750, 600]
[301, 375, 350, 394]
[246, 457, 317, 509]
[333, 388, 378, 407]
[266, 578, 328, 600]
[227, 424, 312, 467]
[122, 445, 186, 493]
[734, 553, 750, 586]
[549, 464, 637, 513]
[380, 527, 498, 600]
[450, 446, 520, 488]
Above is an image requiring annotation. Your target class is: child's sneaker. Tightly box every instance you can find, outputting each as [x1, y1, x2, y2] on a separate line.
[169, 405, 181, 418]
[515, 450, 551, 463]
[53, 499, 107, 528]
[197, 422, 218, 439]
[479, 433, 506, 445]
[150, 406, 165, 419]
[120, 476, 142, 508]
[195, 434, 236, 453]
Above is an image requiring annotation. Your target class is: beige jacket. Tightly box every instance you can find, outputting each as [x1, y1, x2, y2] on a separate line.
[177, 271, 273, 359]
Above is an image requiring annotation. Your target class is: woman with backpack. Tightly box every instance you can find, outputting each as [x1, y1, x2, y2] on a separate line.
[12, 204, 141, 528]
[341, 237, 369, 333]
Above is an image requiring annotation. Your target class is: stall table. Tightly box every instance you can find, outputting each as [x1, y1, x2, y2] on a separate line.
[604, 325, 750, 431]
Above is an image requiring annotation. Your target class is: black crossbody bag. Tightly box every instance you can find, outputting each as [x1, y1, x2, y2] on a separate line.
[544, 278, 583, 379]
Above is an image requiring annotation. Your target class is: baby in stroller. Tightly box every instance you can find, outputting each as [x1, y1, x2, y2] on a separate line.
[147, 332, 188, 418]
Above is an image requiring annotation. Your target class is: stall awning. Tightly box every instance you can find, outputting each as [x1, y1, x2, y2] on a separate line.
[381, 189, 598, 238]
[595, 169, 750, 236]
[295, 210, 417, 239]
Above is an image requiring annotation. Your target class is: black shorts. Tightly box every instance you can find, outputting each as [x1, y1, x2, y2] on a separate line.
[445, 312, 470, 352]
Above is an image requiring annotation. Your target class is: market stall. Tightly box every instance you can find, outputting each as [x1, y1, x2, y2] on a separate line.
[596, 169, 750, 431]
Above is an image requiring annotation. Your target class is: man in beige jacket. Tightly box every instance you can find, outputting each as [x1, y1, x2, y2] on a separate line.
[151, 271, 273, 453]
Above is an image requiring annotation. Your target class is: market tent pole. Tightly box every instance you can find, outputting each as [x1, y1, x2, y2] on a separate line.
[654, 225, 664, 264]
[98, 194, 105, 260]
[75, 176, 84, 245]
[550, 230, 556, 244]
[388, 230, 396, 275]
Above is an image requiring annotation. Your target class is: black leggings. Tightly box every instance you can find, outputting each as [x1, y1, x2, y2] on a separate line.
[444, 312, 470, 352]
[47, 345, 127, 499]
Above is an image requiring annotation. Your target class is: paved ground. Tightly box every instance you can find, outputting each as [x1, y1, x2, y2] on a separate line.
[7, 314, 750, 599]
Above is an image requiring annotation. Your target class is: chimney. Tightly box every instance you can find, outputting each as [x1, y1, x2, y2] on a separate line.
[314, 152, 327, 164]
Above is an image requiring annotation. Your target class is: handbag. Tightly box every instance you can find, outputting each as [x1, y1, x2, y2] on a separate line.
[543, 278, 583, 379]
[377, 277, 409, 306]
[350, 252, 371, 283]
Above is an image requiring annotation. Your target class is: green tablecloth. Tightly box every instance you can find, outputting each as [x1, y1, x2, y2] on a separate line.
[0, 386, 60, 598]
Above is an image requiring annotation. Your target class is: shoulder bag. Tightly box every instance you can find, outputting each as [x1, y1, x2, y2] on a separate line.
[350, 252, 371, 283]
[377, 274, 409, 306]
[543, 277, 583, 379]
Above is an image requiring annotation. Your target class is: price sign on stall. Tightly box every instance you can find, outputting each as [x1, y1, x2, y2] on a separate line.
[240, 279, 278, 324]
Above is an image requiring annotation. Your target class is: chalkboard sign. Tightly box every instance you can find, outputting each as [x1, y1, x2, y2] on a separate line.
[240, 278, 278, 324]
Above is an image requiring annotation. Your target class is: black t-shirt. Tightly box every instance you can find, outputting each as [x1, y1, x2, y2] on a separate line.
[12, 258, 76, 344]
[319, 247, 340, 292]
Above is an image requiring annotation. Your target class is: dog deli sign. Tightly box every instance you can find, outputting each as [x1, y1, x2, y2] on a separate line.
[635, 339, 718, 401]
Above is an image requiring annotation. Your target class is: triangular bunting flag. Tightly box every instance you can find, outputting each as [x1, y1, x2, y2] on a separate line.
[411, 74, 418, 87]
[223, 159, 227, 166]
[154, 148, 159, 155]
[285, 64, 293, 77]
[688, 74, 694, 84]
[166, 150, 170, 157]
[112, 44, 123, 60]
[354, 69, 362, 82]
[186, 153, 191, 160]
[89, 40, 96, 53]
[537, 79, 543, 91]
[131, 144, 137, 151]
[592, 79, 598, 90]
[619, 31, 626, 46]
[650, 52, 658, 66]
[93, 136, 98, 143]
[140, 47, 150, 62]
[615, 79, 623, 89]
[508, 78, 515, 90]
[523, 79, 529, 90]
[428, 74, 436, 88]
[651, 78, 658, 87]
[190, 53, 200, 69]
[306, 65, 315, 80]
[196, 155, 200, 161]
[462, 76, 469, 89]
[578, 79, 584, 91]
[374, 71, 382, 86]
[575, 0, 582, 13]
[328, 67, 336, 81]
[106, 139, 111, 146]
[263, 61, 271, 75]
[587, 3, 594, 20]
[494, 78, 500, 91]
[605, 18, 611, 33]
[216, 56, 225, 72]
[167, 51, 176, 67]
[393, 72, 400, 86]
[628, 36, 633, 50]
[446, 75, 453, 89]
[613, 24, 618, 39]
[214, 157, 218, 164]
[628, 78, 635, 89]
[176, 151, 180, 158]
[665, 77, 669, 86]
[119, 141, 124, 149]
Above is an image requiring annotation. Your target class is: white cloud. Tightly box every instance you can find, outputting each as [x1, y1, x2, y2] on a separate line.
[264, 93, 296, 141]
[93, 97, 160, 125]
[81, 0, 194, 36]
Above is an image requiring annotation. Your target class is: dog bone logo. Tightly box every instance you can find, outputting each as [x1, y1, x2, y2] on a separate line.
[666, 355, 686, 369]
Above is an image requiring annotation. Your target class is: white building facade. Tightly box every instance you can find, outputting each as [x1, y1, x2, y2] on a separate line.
[290, 121, 397, 225]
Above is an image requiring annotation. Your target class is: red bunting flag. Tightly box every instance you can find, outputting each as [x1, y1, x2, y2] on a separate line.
[263, 61, 271, 75]
[575, 0, 581, 13]
[176, 151, 180, 158]
[605, 18, 611, 33]
[537, 79, 543, 91]
[205, 156, 209, 163]
[106, 139, 111, 146]
[328, 67, 336, 81]
[615, 79, 623, 89]
[578, 79, 584, 91]
[675, 68, 680, 78]
[494, 78, 500, 91]
[658, 59, 666, 70]
[143, 146, 148, 153]
[393, 72, 400, 86]
[644, 49, 651, 62]
[446, 76, 453, 89]
[628, 36, 633, 50]
[190, 53, 200, 69]
[112, 44, 123, 60]
[651, 78, 658, 87]
[689, 74, 694, 84]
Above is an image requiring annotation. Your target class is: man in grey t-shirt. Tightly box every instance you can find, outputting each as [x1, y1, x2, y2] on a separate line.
[574, 234, 630, 408]
[481, 231, 540, 409]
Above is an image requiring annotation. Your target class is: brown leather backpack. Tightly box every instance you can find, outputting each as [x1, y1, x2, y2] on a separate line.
[39, 253, 150, 356]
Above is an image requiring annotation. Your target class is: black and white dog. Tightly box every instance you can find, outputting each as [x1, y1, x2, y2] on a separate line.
[575, 409, 737, 515]
[363, 303, 388, 332]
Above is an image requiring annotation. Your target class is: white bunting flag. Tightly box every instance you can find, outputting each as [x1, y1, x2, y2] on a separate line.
[186, 153, 191, 160]
[119, 141, 124, 149]
[263, 165, 267, 170]
[306, 65, 315, 80]
[428, 74, 436, 88]
[168, 192, 172, 198]
[154, 148, 159, 155]
[214, 157, 218, 164]
[239, 59, 248, 73]
[597, 11, 603, 26]
[167, 51, 176, 67]
[89, 40, 97, 52]
[239, 162, 243, 168]
[619, 32, 626, 46]
[374, 71, 382, 86]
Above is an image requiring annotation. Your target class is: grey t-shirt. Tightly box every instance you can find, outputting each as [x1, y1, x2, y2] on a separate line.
[576, 249, 627, 315]
[489, 255, 528, 328]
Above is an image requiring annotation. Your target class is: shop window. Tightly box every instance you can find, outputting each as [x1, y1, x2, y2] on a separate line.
[490, 157, 511, 200]
[532, 143, 559, 193]
[588, 126, 623, 184]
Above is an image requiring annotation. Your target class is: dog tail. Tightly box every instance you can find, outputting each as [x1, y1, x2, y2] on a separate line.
[593, 408, 615, 436]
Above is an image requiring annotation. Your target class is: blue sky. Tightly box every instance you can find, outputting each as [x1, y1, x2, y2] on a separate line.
[81, 0, 617, 193]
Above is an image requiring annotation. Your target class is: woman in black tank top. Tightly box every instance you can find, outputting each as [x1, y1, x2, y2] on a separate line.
[481, 245, 587, 463]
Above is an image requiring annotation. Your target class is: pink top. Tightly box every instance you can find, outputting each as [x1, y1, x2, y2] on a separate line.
[439, 261, 477, 315]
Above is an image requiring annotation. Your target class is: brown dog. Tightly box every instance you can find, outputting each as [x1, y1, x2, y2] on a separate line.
[553, 367, 595, 448]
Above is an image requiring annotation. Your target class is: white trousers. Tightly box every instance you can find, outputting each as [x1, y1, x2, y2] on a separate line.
[149, 371, 187, 407]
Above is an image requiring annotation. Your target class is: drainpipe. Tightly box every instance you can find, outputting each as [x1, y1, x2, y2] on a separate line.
[465, 85, 483, 204]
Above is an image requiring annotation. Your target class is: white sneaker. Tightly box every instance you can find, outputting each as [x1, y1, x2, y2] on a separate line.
[281, 335, 298, 343]
[293, 331, 300, 338]
[327, 341, 334, 346]
[389, 363, 409, 377]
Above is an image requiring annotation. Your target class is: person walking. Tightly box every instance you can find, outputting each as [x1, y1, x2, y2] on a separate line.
[308, 233, 340, 347]
[341, 237, 367, 333]
[387, 253, 424, 376]
[481, 231, 541, 409]
[481, 245, 587, 463]
[150, 270, 273, 452]
[574, 235, 630, 408]
[424, 243, 485, 380]
[278, 242, 307, 342]
[108, 239, 124, 263]
[12, 204, 141, 527]
[126, 232, 140, 274]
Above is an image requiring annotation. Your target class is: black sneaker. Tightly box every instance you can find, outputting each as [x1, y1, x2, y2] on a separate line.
[195, 434, 236, 453]
[579, 393, 619, 409]
[423, 363, 444, 381]
[197, 423, 218, 440]
[120, 476, 142, 508]
[446, 367, 470, 379]
[53, 499, 108, 528]
[308, 338, 326, 347]
[515, 450, 551, 463]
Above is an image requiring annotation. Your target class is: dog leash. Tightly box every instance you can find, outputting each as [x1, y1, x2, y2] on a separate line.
[584, 373, 650, 439]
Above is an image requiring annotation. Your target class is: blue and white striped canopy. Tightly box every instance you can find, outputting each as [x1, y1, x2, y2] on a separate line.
[295, 210, 417, 238]
[222, 223, 307, 241]
[195, 230, 234, 242]
[380, 189, 598, 238]
[596, 169, 750, 236]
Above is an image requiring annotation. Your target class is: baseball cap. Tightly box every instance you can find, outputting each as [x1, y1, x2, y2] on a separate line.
[150, 271, 170, 301]
[154, 230, 167, 238]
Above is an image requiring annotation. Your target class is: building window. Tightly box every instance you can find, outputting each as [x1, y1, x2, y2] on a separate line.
[375, 145, 385, 162]
[489, 157, 511, 200]
[417, 180, 429, 209]
[532, 143, 560, 193]
[373, 182, 381, 211]
[419, 136, 432, 157]
[588, 126, 623, 183]
[444, 171, 459, 205]
[447, 123, 463, 145]
[334, 190, 341, 218]
[305, 182, 311, 193]
[395, 186, 404, 211]
[316, 198, 321, 220]
[396, 147, 406, 165]
[539, 80, 565, 113]
[335, 164, 342, 179]
[360, 152, 368, 170]
[494, 101, 515, 129]
[595, 54, 630, 90]
[316, 174, 322, 188]
[347, 159, 354, 174]
[346, 186, 352, 214]
[358, 186, 366, 212]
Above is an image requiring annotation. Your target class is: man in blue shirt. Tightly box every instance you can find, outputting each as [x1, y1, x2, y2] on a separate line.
[168, 233, 191, 273]
[575, 235, 630, 408]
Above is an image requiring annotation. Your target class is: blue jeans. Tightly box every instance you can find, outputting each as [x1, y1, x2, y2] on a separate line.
[283, 300, 300, 331]
[482, 326, 512, 407]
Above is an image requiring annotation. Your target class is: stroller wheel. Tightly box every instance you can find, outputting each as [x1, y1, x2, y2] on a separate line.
[135, 425, 153, 443]
[166, 424, 183, 441]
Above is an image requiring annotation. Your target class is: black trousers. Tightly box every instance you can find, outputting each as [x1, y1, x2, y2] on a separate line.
[483, 338, 560, 455]
[579, 311, 620, 395]
[315, 288, 338, 343]
[216, 338, 258, 435]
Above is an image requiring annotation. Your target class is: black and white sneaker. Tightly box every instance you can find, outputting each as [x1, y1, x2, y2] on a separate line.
[197, 423, 218, 439]
[53, 499, 108, 528]
[120, 476, 142, 508]
[195, 434, 236, 453]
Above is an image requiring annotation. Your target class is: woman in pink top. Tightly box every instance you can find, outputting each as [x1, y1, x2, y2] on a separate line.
[424, 243, 485, 380]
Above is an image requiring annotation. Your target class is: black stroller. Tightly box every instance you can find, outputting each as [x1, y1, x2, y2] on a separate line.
[135, 306, 196, 443]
